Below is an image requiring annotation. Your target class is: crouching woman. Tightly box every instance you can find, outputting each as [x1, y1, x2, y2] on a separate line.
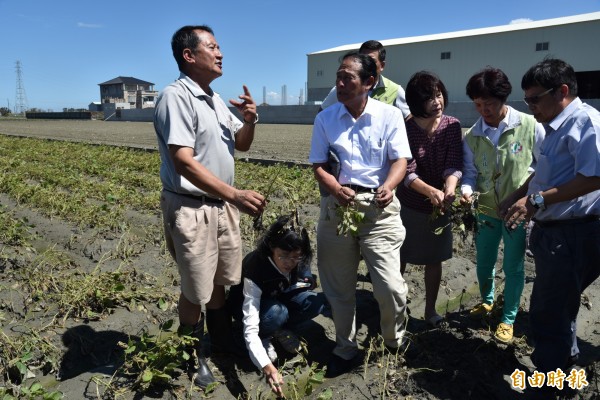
[228, 214, 325, 396]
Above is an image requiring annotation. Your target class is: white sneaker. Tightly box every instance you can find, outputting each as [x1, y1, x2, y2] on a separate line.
[261, 338, 278, 362]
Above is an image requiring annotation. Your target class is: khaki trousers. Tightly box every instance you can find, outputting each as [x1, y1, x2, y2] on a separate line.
[317, 193, 408, 359]
[161, 190, 242, 306]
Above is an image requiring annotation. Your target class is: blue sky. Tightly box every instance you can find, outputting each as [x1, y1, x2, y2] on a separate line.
[0, 0, 598, 111]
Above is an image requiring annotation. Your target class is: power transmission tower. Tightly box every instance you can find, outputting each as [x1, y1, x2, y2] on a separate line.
[15, 60, 29, 114]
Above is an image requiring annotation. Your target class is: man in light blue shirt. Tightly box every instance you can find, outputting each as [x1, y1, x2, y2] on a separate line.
[502, 59, 600, 390]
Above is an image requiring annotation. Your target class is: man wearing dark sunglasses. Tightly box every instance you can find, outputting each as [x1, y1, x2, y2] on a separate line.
[502, 58, 600, 397]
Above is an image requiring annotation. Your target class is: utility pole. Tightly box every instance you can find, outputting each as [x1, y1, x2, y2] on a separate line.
[15, 60, 29, 114]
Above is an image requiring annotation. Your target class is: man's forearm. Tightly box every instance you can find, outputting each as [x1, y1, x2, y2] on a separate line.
[235, 122, 256, 151]
[541, 174, 600, 207]
[383, 158, 407, 190]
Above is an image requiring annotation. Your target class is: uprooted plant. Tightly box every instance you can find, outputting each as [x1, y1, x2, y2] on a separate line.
[0, 327, 62, 398]
[90, 319, 205, 398]
[335, 203, 365, 237]
[17, 250, 175, 323]
[430, 190, 499, 245]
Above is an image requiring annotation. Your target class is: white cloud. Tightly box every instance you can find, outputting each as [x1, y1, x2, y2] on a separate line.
[509, 18, 533, 24]
[77, 22, 103, 28]
[266, 91, 281, 104]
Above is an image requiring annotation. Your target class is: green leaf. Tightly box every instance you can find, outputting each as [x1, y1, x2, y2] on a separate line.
[113, 283, 125, 291]
[317, 388, 333, 400]
[16, 361, 27, 376]
[141, 369, 153, 382]
[20, 352, 34, 362]
[29, 383, 42, 393]
[158, 298, 168, 311]
[155, 372, 172, 381]
[124, 345, 137, 354]
[162, 318, 174, 330]
[44, 391, 64, 400]
[204, 381, 219, 394]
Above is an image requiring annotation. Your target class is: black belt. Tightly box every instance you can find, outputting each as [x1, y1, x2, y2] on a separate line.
[342, 184, 377, 193]
[164, 190, 224, 205]
[534, 215, 599, 228]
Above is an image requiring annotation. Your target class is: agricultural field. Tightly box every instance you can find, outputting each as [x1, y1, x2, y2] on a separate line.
[0, 119, 313, 164]
[0, 119, 599, 399]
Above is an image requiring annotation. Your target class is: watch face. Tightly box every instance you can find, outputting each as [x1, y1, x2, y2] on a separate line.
[529, 194, 542, 209]
[534, 195, 543, 205]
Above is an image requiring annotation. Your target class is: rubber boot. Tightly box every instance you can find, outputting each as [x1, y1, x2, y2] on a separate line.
[206, 307, 234, 354]
[179, 315, 216, 389]
[206, 307, 246, 357]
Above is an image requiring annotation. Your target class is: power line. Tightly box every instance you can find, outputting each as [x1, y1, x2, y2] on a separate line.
[15, 60, 29, 114]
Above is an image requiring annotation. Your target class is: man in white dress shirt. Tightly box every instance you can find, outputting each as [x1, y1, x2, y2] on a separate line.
[309, 51, 412, 377]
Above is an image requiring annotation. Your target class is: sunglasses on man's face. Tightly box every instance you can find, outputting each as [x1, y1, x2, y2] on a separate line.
[523, 87, 555, 106]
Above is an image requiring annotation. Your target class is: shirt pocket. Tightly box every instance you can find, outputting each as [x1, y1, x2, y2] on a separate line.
[535, 152, 573, 187]
[369, 137, 384, 165]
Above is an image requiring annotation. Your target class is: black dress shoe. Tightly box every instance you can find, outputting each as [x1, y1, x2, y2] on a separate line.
[325, 353, 362, 378]
[565, 354, 579, 370]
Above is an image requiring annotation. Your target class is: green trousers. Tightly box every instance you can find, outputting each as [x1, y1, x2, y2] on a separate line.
[475, 213, 526, 325]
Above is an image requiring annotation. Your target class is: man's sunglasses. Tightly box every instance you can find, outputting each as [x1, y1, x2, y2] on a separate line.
[523, 87, 556, 106]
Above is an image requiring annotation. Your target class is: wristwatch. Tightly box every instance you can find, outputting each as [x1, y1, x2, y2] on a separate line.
[529, 192, 546, 211]
[244, 113, 259, 125]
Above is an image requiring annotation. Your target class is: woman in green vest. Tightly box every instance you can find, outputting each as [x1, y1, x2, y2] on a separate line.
[461, 67, 544, 343]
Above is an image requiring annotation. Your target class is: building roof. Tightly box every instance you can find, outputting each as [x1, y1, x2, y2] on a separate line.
[308, 11, 600, 55]
[98, 76, 154, 86]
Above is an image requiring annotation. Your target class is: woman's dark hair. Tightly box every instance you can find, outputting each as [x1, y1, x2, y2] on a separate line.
[256, 213, 312, 264]
[171, 25, 214, 70]
[405, 71, 448, 118]
[521, 58, 578, 96]
[466, 67, 512, 102]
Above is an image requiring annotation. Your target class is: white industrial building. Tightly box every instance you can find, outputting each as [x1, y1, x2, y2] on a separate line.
[307, 12, 600, 108]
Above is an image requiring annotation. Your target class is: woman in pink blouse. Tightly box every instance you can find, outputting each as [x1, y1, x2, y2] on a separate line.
[396, 71, 463, 327]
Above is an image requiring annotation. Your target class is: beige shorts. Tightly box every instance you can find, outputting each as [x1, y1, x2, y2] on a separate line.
[160, 190, 242, 305]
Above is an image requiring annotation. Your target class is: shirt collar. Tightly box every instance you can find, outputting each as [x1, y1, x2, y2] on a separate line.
[481, 106, 511, 133]
[178, 72, 213, 98]
[337, 97, 374, 120]
[373, 74, 385, 89]
[547, 97, 582, 132]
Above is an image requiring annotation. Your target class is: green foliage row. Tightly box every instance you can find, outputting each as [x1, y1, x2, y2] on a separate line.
[0, 205, 32, 247]
[0, 135, 320, 235]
